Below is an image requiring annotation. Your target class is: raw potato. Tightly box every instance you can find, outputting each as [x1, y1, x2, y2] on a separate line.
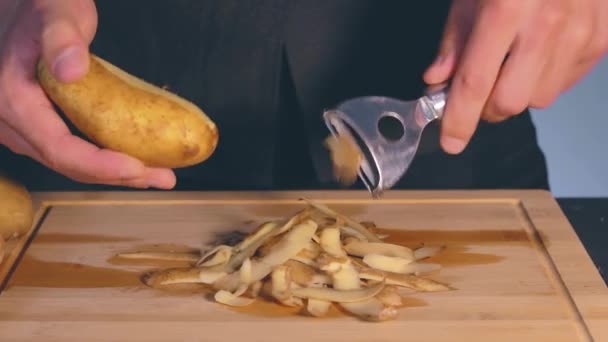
[0, 174, 34, 240]
[37, 54, 219, 168]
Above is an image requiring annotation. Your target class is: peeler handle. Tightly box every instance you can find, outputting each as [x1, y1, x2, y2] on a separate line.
[420, 83, 450, 121]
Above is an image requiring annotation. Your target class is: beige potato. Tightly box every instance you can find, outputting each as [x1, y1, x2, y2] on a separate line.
[37, 54, 219, 168]
[0, 174, 34, 240]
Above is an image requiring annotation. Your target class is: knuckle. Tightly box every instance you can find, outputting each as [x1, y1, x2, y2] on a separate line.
[482, 0, 520, 19]
[569, 25, 593, 45]
[39, 145, 62, 171]
[491, 95, 527, 116]
[539, 6, 567, 28]
[529, 95, 556, 109]
[482, 112, 509, 124]
[588, 37, 608, 60]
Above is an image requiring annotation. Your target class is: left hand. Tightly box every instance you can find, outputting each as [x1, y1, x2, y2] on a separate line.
[424, 0, 608, 154]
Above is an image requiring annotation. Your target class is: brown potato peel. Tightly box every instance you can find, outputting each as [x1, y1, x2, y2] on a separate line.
[324, 134, 362, 187]
[116, 199, 454, 322]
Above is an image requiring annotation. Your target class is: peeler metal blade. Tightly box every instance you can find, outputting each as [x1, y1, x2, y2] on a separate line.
[323, 84, 449, 198]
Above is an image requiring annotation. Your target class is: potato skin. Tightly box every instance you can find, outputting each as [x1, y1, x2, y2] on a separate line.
[37, 54, 219, 168]
[0, 174, 34, 240]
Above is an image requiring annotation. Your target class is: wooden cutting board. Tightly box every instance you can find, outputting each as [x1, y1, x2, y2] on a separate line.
[0, 190, 606, 341]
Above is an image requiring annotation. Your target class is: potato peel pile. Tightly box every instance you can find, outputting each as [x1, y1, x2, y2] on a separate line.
[116, 199, 453, 322]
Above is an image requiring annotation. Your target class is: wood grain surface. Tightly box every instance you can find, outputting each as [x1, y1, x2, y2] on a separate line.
[0, 190, 606, 342]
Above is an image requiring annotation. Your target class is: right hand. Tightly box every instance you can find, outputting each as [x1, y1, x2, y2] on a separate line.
[0, 0, 176, 189]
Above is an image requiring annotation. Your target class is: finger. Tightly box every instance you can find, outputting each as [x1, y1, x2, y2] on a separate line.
[530, 2, 593, 108]
[58, 169, 149, 189]
[59, 168, 174, 190]
[559, 0, 608, 94]
[45, 134, 142, 180]
[38, 0, 98, 82]
[482, 11, 563, 121]
[440, 2, 521, 154]
[1, 116, 156, 190]
[42, 135, 176, 189]
[52, 161, 175, 189]
[590, 0, 608, 61]
[529, 44, 579, 108]
[424, 0, 476, 85]
[0, 120, 41, 158]
[43, 134, 176, 189]
[120, 168, 176, 189]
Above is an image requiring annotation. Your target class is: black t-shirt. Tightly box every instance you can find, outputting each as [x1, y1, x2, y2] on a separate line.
[0, 1, 549, 191]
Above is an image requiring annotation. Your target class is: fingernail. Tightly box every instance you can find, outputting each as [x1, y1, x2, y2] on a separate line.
[53, 47, 86, 81]
[441, 135, 467, 154]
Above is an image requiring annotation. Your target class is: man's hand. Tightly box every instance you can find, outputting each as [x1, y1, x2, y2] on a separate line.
[424, 0, 608, 154]
[0, 0, 176, 189]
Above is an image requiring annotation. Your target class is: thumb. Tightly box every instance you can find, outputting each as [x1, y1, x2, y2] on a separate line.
[39, 0, 98, 83]
[423, 0, 475, 85]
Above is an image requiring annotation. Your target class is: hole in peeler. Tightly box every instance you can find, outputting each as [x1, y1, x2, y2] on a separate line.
[377, 113, 405, 142]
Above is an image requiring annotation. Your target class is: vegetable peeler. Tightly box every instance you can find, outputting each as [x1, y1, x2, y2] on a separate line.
[323, 84, 449, 198]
